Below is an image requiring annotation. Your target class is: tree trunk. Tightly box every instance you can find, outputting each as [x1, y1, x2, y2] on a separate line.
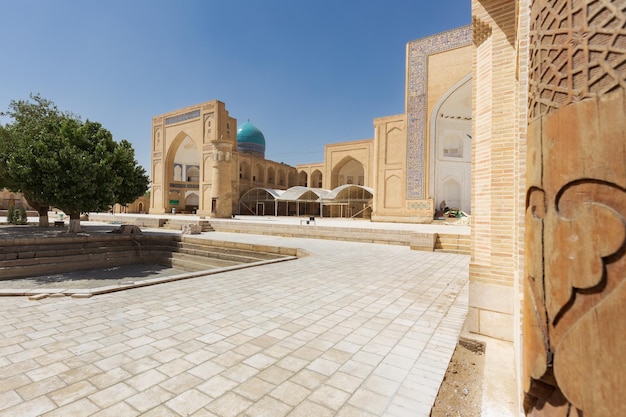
[23, 196, 49, 227]
[67, 212, 81, 233]
[36, 206, 49, 227]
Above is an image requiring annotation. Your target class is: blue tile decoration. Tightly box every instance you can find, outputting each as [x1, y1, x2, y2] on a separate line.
[165, 109, 201, 126]
[407, 201, 432, 211]
[406, 26, 472, 200]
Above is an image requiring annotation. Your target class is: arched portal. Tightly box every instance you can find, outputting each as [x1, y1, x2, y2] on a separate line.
[311, 170, 323, 188]
[277, 169, 286, 187]
[298, 171, 308, 187]
[331, 157, 365, 189]
[239, 161, 251, 181]
[288, 171, 296, 188]
[163, 132, 201, 213]
[429, 75, 472, 214]
[253, 164, 264, 183]
[171, 136, 200, 183]
[185, 192, 199, 212]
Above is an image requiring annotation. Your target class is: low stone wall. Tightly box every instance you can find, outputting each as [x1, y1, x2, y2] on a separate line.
[87, 214, 470, 254]
[211, 221, 416, 246]
[209, 221, 469, 254]
[0, 233, 300, 281]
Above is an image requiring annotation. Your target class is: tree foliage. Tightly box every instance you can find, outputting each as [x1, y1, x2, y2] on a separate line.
[0, 95, 64, 225]
[0, 94, 149, 232]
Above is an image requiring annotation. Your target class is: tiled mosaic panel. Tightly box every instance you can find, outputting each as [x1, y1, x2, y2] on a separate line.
[406, 26, 472, 200]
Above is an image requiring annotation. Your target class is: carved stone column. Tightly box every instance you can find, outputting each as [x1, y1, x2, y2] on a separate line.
[524, 1, 626, 416]
[210, 139, 233, 218]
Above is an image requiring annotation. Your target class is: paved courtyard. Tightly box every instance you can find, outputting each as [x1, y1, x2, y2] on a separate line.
[0, 229, 469, 417]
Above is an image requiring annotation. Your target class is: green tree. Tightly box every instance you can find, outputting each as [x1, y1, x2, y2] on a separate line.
[0, 95, 65, 226]
[15, 206, 28, 225]
[42, 118, 149, 232]
[6, 205, 14, 224]
[1, 94, 149, 232]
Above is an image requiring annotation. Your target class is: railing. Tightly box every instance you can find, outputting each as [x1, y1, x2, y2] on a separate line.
[350, 204, 372, 219]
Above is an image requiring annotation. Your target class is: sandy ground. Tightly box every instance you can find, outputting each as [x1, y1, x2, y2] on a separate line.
[431, 338, 485, 417]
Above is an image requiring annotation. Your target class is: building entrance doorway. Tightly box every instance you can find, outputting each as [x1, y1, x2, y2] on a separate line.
[430, 76, 472, 214]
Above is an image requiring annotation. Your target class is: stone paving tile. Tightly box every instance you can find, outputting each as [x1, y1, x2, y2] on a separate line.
[88, 367, 132, 390]
[90, 401, 141, 417]
[47, 380, 97, 407]
[0, 396, 57, 417]
[15, 375, 67, 401]
[41, 397, 100, 417]
[0, 231, 468, 416]
[124, 385, 176, 413]
[309, 384, 351, 411]
[233, 377, 276, 402]
[165, 389, 213, 415]
[0, 390, 22, 412]
[244, 395, 291, 417]
[206, 391, 254, 417]
[269, 380, 310, 407]
[128, 369, 170, 392]
[288, 400, 335, 417]
[87, 381, 137, 408]
[158, 372, 204, 395]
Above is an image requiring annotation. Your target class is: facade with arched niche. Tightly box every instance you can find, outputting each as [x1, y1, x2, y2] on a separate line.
[149, 100, 298, 217]
[149, 27, 472, 221]
[295, 26, 473, 223]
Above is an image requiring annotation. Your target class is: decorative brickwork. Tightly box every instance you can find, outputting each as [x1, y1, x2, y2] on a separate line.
[406, 26, 472, 200]
[469, 0, 520, 342]
[472, 16, 493, 46]
[406, 200, 432, 211]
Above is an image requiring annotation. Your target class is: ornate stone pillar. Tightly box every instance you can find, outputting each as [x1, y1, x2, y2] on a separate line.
[523, 1, 626, 415]
[210, 138, 233, 218]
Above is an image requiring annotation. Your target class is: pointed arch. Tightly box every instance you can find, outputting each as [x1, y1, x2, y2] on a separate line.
[164, 132, 201, 183]
[288, 171, 297, 188]
[277, 169, 286, 187]
[331, 156, 365, 189]
[253, 163, 265, 183]
[384, 175, 402, 208]
[429, 74, 472, 213]
[385, 127, 404, 165]
[239, 160, 251, 181]
[298, 171, 308, 187]
[311, 169, 323, 188]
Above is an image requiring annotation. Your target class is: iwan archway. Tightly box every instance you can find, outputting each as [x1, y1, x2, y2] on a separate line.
[331, 157, 365, 189]
[164, 133, 201, 213]
[429, 75, 472, 214]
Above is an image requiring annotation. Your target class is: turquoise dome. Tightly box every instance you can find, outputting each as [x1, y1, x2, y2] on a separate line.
[237, 121, 266, 158]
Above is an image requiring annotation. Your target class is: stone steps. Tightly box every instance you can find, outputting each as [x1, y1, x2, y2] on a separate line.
[0, 234, 288, 280]
[435, 234, 471, 255]
[172, 241, 284, 263]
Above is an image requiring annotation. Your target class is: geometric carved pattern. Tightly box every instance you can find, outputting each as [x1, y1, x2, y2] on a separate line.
[406, 26, 472, 200]
[529, 0, 626, 119]
[472, 15, 493, 47]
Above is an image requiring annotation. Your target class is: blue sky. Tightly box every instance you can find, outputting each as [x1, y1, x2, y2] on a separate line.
[0, 1, 471, 176]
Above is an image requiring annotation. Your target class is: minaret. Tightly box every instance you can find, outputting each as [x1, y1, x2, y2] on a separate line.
[210, 135, 233, 218]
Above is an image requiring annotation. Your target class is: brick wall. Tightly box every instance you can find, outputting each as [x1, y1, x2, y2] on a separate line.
[469, 0, 520, 341]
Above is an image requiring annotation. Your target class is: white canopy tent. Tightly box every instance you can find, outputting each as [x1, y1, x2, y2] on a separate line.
[238, 185, 373, 218]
